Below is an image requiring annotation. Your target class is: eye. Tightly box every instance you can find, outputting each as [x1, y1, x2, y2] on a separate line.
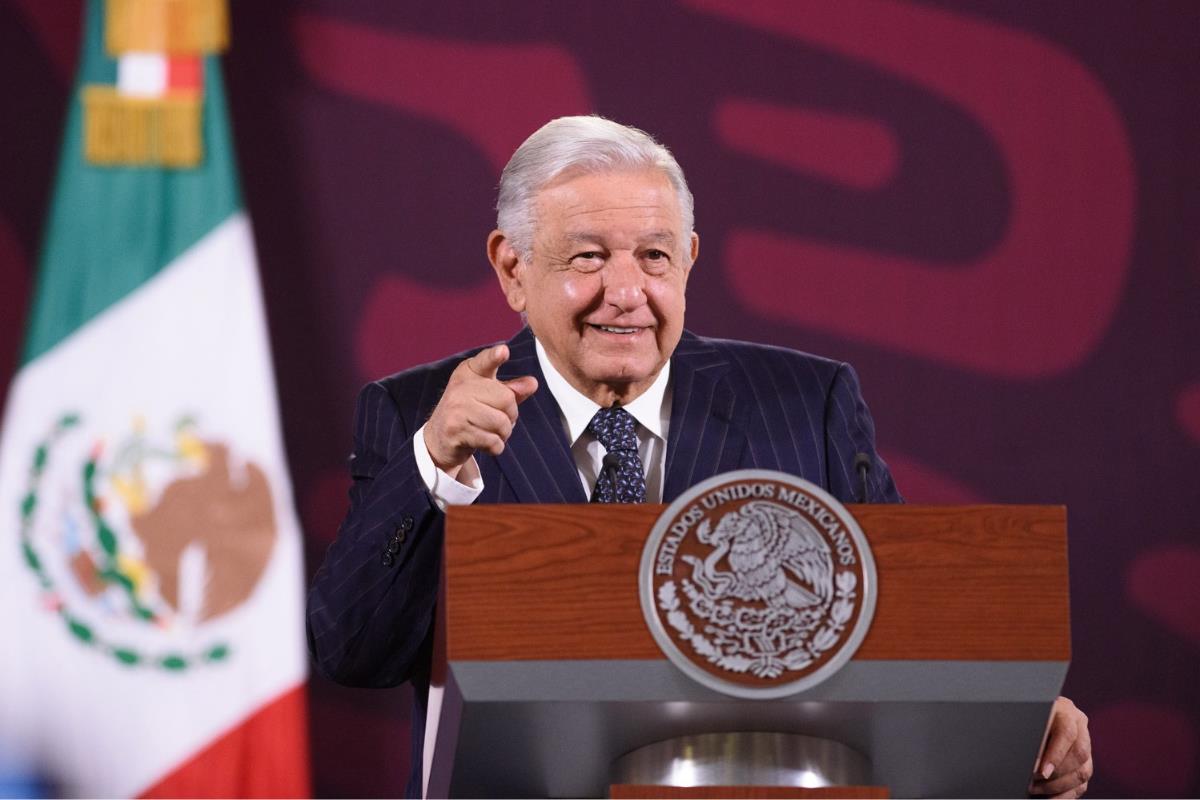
[642, 249, 673, 272]
[570, 251, 605, 271]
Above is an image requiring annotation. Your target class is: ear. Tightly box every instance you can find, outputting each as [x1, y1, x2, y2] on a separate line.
[487, 230, 527, 313]
[683, 231, 699, 283]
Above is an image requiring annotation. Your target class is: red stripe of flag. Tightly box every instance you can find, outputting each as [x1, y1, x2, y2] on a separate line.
[138, 685, 310, 799]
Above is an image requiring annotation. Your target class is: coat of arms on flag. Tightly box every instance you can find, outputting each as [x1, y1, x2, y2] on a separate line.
[18, 413, 279, 672]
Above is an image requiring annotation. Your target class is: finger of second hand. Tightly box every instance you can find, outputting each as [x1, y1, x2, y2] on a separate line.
[1052, 740, 1087, 777]
[1040, 715, 1078, 778]
[1031, 769, 1084, 797]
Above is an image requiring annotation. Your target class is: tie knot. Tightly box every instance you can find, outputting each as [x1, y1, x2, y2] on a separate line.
[587, 405, 647, 504]
[588, 405, 639, 453]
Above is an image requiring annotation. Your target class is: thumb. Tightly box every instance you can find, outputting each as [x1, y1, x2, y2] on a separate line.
[466, 344, 509, 379]
[504, 375, 539, 404]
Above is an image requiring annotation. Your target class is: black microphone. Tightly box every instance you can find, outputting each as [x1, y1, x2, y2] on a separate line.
[601, 451, 622, 494]
[854, 452, 872, 504]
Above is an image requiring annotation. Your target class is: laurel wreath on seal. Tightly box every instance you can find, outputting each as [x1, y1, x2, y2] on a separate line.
[658, 571, 858, 678]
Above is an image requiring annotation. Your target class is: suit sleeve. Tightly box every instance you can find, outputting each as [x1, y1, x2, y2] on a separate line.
[306, 380, 446, 687]
[823, 362, 904, 503]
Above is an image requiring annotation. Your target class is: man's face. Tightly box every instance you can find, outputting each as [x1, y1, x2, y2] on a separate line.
[491, 168, 698, 405]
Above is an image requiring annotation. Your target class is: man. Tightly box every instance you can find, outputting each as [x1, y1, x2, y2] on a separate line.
[307, 116, 1091, 798]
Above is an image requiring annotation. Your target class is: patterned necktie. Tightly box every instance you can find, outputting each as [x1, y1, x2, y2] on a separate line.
[588, 405, 647, 503]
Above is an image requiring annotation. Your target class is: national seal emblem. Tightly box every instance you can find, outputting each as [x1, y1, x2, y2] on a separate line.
[639, 470, 877, 698]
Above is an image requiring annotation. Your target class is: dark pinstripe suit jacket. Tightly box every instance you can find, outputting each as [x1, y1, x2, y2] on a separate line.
[307, 326, 901, 795]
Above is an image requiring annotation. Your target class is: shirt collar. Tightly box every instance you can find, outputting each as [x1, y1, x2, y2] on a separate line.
[534, 337, 670, 445]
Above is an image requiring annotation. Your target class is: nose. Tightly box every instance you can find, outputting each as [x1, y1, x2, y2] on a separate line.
[602, 253, 647, 313]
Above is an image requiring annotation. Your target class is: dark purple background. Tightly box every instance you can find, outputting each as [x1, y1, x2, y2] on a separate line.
[3, 2, 1199, 796]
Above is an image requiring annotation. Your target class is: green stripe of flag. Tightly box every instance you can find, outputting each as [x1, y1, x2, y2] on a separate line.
[21, 0, 241, 364]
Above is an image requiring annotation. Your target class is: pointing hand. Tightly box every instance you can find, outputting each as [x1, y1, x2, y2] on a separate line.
[423, 345, 538, 477]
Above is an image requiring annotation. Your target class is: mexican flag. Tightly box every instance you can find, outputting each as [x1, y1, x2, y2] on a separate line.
[0, 1, 309, 796]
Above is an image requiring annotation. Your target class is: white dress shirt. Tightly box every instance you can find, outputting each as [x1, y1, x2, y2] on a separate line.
[413, 337, 672, 508]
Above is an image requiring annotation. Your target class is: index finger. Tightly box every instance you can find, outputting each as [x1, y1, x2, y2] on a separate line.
[1038, 702, 1080, 778]
[466, 344, 509, 379]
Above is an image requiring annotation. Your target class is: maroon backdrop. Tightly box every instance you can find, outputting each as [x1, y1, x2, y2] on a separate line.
[3, 2, 1199, 796]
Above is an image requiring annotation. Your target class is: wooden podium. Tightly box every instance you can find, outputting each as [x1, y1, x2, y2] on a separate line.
[424, 504, 1069, 798]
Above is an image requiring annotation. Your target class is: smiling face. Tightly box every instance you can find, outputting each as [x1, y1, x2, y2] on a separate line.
[489, 167, 698, 406]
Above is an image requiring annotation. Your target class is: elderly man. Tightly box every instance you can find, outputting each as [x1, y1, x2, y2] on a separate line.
[307, 116, 1091, 798]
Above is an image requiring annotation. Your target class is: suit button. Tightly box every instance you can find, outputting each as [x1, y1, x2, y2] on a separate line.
[387, 536, 402, 554]
[381, 551, 395, 567]
[400, 516, 414, 532]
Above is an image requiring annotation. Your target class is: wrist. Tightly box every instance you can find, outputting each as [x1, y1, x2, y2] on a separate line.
[423, 426, 465, 478]
[455, 456, 480, 486]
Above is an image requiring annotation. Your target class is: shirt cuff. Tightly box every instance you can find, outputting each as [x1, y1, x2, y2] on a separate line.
[413, 424, 484, 509]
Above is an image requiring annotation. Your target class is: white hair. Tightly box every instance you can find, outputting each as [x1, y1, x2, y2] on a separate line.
[496, 115, 695, 260]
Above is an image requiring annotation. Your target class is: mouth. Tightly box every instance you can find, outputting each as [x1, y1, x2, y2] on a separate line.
[588, 323, 650, 336]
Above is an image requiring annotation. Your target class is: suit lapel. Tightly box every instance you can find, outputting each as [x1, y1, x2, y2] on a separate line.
[663, 332, 746, 501]
[494, 327, 589, 503]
